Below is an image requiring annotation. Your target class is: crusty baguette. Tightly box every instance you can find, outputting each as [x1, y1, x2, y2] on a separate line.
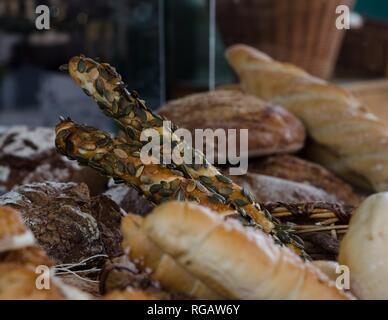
[141, 201, 352, 300]
[121, 213, 223, 299]
[158, 90, 306, 157]
[226, 44, 388, 192]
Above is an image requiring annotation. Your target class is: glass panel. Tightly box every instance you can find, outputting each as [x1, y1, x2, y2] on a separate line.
[0, 0, 163, 130]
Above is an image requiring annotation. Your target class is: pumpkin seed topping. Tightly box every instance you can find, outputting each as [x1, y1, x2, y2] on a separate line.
[77, 59, 86, 73]
[113, 148, 128, 159]
[135, 165, 144, 177]
[126, 163, 136, 176]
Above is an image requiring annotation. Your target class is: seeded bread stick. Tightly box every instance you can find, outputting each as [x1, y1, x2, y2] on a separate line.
[54, 119, 272, 223]
[55, 119, 306, 256]
[55, 119, 226, 212]
[64, 56, 274, 232]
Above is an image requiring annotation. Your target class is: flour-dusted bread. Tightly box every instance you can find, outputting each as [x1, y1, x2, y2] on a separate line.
[249, 155, 361, 206]
[158, 90, 306, 158]
[231, 173, 339, 204]
[141, 201, 351, 300]
[226, 44, 388, 192]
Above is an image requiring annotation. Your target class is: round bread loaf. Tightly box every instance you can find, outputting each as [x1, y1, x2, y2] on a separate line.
[339, 193, 388, 299]
[158, 90, 306, 158]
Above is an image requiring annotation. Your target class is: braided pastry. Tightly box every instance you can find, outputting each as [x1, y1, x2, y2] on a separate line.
[226, 44, 388, 191]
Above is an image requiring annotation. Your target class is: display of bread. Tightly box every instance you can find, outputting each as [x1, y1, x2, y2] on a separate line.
[137, 201, 351, 300]
[249, 155, 361, 206]
[2, 50, 388, 300]
[158, 90, 306, 157]
[226, 44, 388, 192]
[57, 54, 314, 255]
[339, 193, 388, 299]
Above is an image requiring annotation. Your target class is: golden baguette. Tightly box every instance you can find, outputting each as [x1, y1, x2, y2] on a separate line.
[141, 201, 353, 300]
[121, 213, 223, 299]
[226, 44, 388, 192]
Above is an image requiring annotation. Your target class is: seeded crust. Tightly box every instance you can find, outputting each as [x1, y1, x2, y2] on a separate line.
[158, 90, 306, 157]
[249, 155, 361, 206]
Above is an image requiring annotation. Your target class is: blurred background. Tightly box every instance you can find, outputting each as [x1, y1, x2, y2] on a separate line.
[1, 0, 388, 130]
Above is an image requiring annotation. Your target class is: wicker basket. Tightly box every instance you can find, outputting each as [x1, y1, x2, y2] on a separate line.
[262, 202, 353, 260]
[217, 0, 355, 79]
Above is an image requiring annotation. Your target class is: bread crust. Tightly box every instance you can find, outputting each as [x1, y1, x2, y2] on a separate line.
[249, 155, 361, 205]
[231, 173, 338, 203]
[158, 90, 306, 157]
[142, 201, 352, 300]
[226, 44, 388, 192]
[121, 213, 223, 299]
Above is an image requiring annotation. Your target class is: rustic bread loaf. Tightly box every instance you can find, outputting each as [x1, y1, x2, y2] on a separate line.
[231, 173, 339, 203]
[0, 182, 123, 264]
[249, 155, 361, 206]
[158, 90, 306, 158]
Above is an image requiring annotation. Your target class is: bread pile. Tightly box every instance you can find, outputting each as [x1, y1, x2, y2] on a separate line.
[1, 48, 387, 300]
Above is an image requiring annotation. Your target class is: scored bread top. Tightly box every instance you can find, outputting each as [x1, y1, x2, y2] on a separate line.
[158, 90, 306, 157]
[142, 201, 352, 300]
